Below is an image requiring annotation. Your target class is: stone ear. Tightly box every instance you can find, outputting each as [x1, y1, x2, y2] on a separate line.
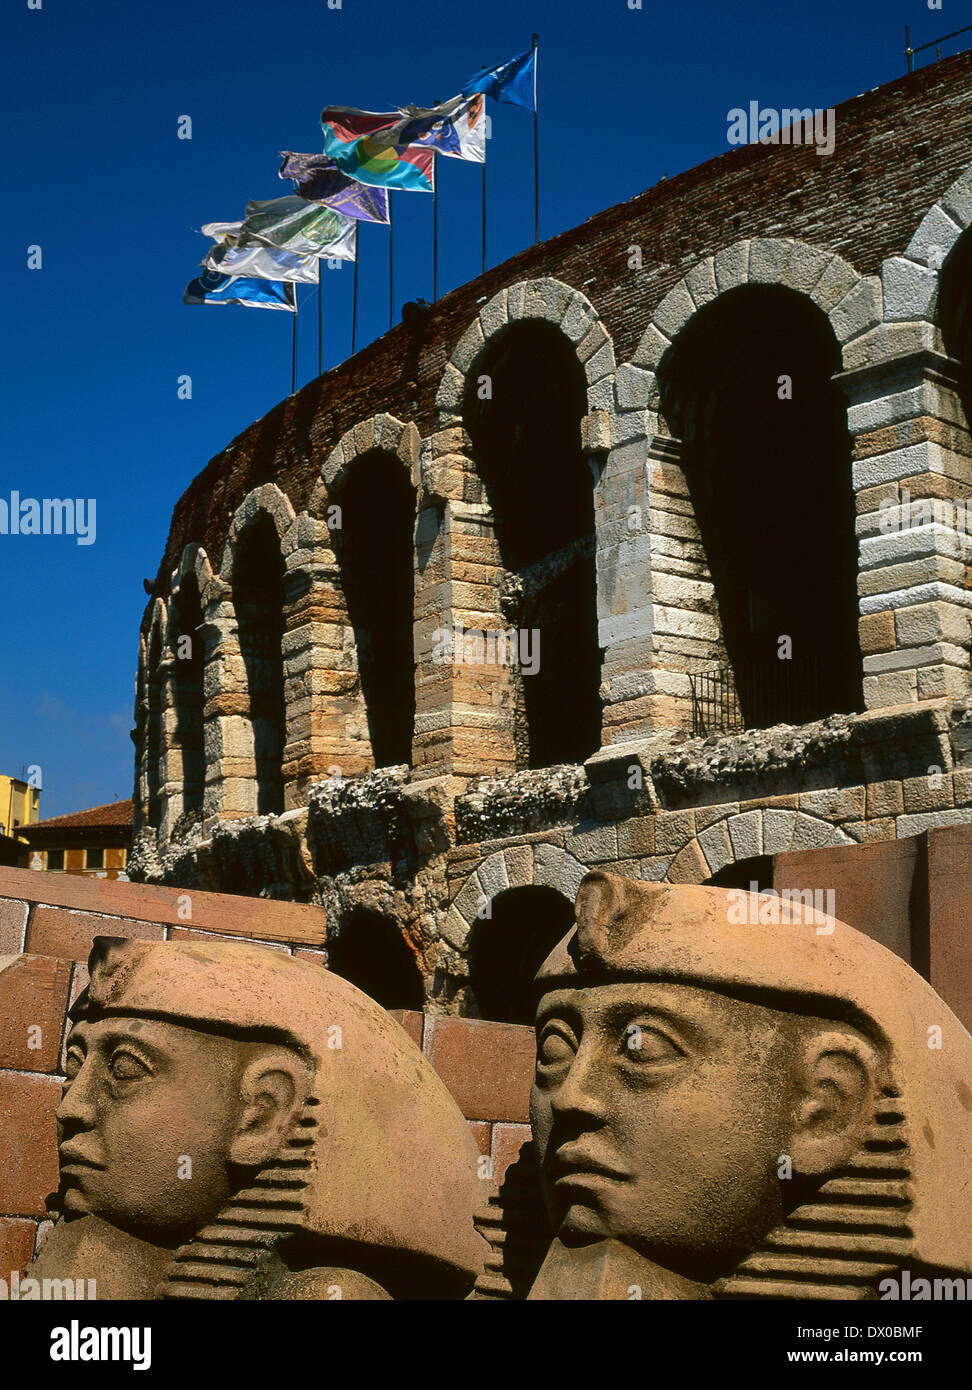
[575, 872, 629, 960]
[228, 1054, 309, 1169]
[788, 1029, 878, 1178]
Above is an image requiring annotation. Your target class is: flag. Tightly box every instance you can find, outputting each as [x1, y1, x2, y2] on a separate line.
[203, 240, 321, 284]
[397, 93, 486, 163]
[461, 47, 537, 111]
[278, 152, 391, 223]
[320, 107, 436, 192]
[241, 196, 357, 260]
[200, 219, 244, 242]
[183, 271, 296, 311]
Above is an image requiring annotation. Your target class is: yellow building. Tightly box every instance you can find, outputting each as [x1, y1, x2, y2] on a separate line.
[0, 773, 40, 841]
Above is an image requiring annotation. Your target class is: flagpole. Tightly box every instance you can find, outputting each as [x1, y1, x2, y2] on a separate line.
[352, 249, 359, 355]
[292, 297, 297, 394]
[482, 156, 487, 275]
[318, 266, 323, 376]
[532, 33, 540, 244]
[433, 160, 439, 301]
[389, 192, 395, 329]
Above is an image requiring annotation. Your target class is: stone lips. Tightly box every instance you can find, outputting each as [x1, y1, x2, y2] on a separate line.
[536, 870, 972, 1278]
[73, 937, 487, 1290]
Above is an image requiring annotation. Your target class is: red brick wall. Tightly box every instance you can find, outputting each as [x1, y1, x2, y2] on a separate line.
[0, 868, 535, 1274]
[148, 51, 972, 617]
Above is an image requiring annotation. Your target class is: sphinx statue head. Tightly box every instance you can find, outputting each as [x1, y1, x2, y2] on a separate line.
[28, 936, 486, 1300]
[528, 871, 972, 1300]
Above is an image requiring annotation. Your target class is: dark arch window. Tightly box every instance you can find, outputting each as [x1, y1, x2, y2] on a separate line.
[707, 854, 774, 892]
[145, 626, 162, 829]
[233, 515, 286, 815]
[658, 285, 863, 729]
[464, 321, 602, 768]
[940, 227, 972, 430]
[467, 885, 576, 1025]
[327, 908, 425, 1010]
[170, 579, 205, 817]
[331, 450, 416, 768]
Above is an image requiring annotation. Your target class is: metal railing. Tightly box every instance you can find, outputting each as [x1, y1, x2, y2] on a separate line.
[690, 658, 835, 737]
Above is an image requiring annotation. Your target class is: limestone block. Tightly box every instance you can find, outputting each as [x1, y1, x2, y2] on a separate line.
[902, 773, 954, 815]
[828, 276, 881, 343]
[478, 288, 509, 339]
[863, 642, 969, 675]
[905, 203, 963, 267]
[436, 363, 465, 416]
[882, 257, 939, 323]
[789, 815, 843, 851]
[810, 255, 860, 313]
[852, 440, 951, 490]
[941, 169, 972, 231]
[762, 809, 797, 854]
[748, 239, 830, 295]
[727, 810, 763, 860]
[684, 258, 718, 311]
[631, 323, 671, 372]
[566, 824, 619, 863]
[713, 240, 750, 294]
[896, 807, 972, 837]
[651, 280, 696, 341]
[798, 785, 866, 822]
[697, 821, 732, 873]
[559, 854, 587, 901]
[863, 668, 918, 708]
[654, 809, 696, 855]
[451, 319, 486, 375]
[866, 780, 905, 817]
[895, 602, 972, 649]
[533, 843, 566, 889]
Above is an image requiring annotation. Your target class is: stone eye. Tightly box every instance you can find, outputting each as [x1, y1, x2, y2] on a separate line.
[108, 1049, 151, 1081]
[621, 1023, 683, 1064]
[537, 1027, 575, 1068]
[64, 1048, 84, 1082]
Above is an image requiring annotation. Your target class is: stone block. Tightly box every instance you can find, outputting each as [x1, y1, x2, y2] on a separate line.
[863, 669, 918, 708]
[828, 276, 881, 343]
[0, 955, 73, 1072]
[490, 1122, 532, 1184]
[654, 810, 696, 855]
[859, 610, 896, 655]
[798, 786, 866, 822]
[727, 810, 762, 860]
[566, 824, 619, 863]
[0, 898, 28, 955]
[866, 780, 904, 818]
[423, 1017, 535, 1123]
[882, 257, 938, 322]
[0, 1216, 38, 1278]
[902, 773, 954, 815]
[533, 843, 566, 889]
[697, 821, 732, 874]
[897, 808, 972, 838]
[652, 281, 695, 341]
[713, 240, 750, 294]
[0, 1071, 61, 1215]
[762, 809, 797, 854]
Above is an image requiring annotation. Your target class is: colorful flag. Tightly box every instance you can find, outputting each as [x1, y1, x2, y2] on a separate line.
[203, 240, 321, 284]
[184, 271, 296, 312]
[398, 93, 486, 163]
[320, 107, 436, 192]
[278, 152, 391, 223]
[461, 47, 537, 111]
[241, 196, 357, 260]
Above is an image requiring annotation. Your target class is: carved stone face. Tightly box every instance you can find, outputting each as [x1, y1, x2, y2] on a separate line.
[531, 981, 801, 1280]
[58, 1016, 260, 1243]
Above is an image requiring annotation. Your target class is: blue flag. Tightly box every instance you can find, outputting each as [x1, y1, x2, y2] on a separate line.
[184, 271, 296, 312]
[461, 47, 537, 111]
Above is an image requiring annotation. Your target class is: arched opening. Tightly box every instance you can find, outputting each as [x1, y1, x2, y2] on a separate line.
[233, 515, 286, 815]
[940, 226, 972, 431]
[467, 884, 576, 1025]
[170, 578, 205, 818]
[658, 285, 863, 729]
[464, 320, 602, 768]
[330, 449, 416, 768]
[146, 626, 162, 830]
[706, 854, 774, 892]
[327, 908, 425, 1010]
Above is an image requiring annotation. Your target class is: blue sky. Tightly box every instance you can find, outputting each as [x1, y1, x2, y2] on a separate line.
[0, 0, 966, 818]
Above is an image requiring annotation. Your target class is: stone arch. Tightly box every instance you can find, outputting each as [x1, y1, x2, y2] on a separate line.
[629, 239, 879, 391]
[435, 277, 616, 426]
[881, 163, 972, 325]
[161, 546, 215, 836]
[220, 483, 297, 580]
[314, 413, 421, 503]
[309, 414, 420, 771]
[666, 809, 852, 885]
[441, 844, 587, 953]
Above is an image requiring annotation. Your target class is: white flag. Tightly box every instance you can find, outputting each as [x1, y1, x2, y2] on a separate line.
[203, 240, 321, 284]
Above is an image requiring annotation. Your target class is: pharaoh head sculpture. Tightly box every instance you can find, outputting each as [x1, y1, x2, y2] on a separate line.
[528, 871, 972, 1300]
[29, 936, 485, 1300]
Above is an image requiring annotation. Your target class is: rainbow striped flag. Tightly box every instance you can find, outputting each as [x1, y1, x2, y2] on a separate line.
[320, 107, 436, 193]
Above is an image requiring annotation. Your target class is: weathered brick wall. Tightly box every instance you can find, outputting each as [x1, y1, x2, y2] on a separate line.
[150, 52, 972, 584]
[0, 868, 536, 1278]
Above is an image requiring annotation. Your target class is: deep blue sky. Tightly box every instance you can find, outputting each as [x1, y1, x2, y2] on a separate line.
[0, 0, 967, 818]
